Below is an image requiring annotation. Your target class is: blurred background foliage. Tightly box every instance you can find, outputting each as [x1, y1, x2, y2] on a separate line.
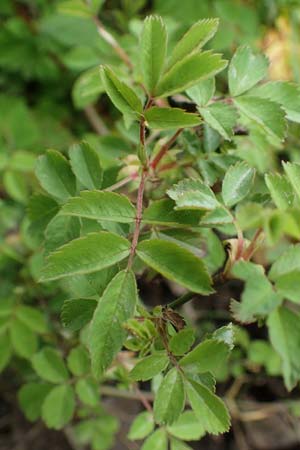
[1, 1, 300, 449]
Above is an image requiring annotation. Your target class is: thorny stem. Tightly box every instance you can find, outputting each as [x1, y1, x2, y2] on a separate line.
[150, 128, 183, 170]
[243, 228, 264, 261]
[127, 169, 147, 269]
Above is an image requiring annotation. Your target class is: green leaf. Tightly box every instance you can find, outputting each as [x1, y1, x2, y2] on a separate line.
[72, 66, 105, 109]
[3, 170, 29, 203]
[28, 194, 59, 235]
[265, 173, 295, 210]
[42, 384, 75, 430]
[269, 244, 300, 303]
[170, 438, 192, 450]
[40, 231, 130, 282]
[156, 51, 227, 98]
[140, 15, 167, 93]
[60, 191, 135, 223]
[199, 103, 238, 140]
[130, 353, 169, 381]
[67, 346, 90, 376]
[231, 261, 282, 323]
[185, 379, 230, 435]
[35, 150, 76, 202]
[167, 179, 219, 211]
[18, 383, 52, 422]
[167, 411, 205, 440]
[89, 270, 138, 377]
[100, 66, 142, 117]
[234, 96, 286, 143]
[251, 81, 300, 123]
[44, 214, 80, 253]
[16, 305, 48, 334]
[168, 19, 219, 68]
[145, 107, 201, 130]
[186, 78, 215, 107]
[180, 339, 230, 376]
[58, 0, 93, 18]
[31, 347, 69, 383]
[222, 161, 255, 207]
[228, 46, 268, 96]
[128, 411, 154, 440]
[268, 306, 300, 390]
[137, 239, 213, 295]
[154, 368, 185, 425]
[169, 328, 195, 356]
[283, 162, 300, 201]
[141, 429, 168, 450]
[9, 319, 37, 359]
[61, 298, 97, 331]
[248, 340, 281, 376]
[143, 199, 202, 227]
[75, 378, 99, 406]
[69, 142, 103, 190]
[0, 332, 12, 372]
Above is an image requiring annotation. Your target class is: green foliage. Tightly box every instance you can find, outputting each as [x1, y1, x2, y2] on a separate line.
[2, 3, 300, 449]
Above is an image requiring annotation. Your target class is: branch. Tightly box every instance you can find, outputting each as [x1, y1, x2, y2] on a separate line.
[93, 17, 133, 70]
[84, 105, 108, 135]
[150, 128, 183, 170]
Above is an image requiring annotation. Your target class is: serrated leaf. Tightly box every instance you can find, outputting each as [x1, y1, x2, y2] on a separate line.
[167, 179, 219, 211]
[265, 173, 294, 210]
[228, 46, 268, 96]
[167, 411, 205, 440]
[128, 411, 154, 441]
[130, 353, 169, 381]
[154, 368, 185, 425]
[141, 429, 168, 450]
[100, 66, 142, 117]
[9, 319, 37, 359]
[60, 191, 135, 223]
[145, 107, 201, 130]
[61, 298, 97, 331]
[283, 162, 300, 201]
[269, 244, 300, 303]
[185, 379, 230, 434]
[251, 81, 300, 123]
[42, 384, 75, 430]
[199, 103, 238, 140]
[35, 150, 76, 201]
[89, 270, 138, 377]
[67, 346, 90, 376]
[169, 328, 195, 356]
[140, 15, 167, 93]
[222, 161, 255, 207]
[44, 214, 80, 253]
[268, 306, 300, 390]
[156, 51, 227, 98]
[18, 383, 52, 422]
[168, 19, 219, 69]
[69, 142, 103, 190]
[16, 306, 48, 334]
[31, 347, 69, 383]
[186, 78, 215, 107]
[137, 239, 213, 294]
[231, 261, 282, 323]
[75, 378, 99, 406]
[40, 231, 130, 282]
[234, 96, 286, 143]
[143, 199, 202, 227]
[180, 339, 229, 376]
[28, 194, 59, 235]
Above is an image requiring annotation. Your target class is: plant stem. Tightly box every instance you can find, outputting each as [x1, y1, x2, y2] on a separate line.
[84, 105, 108, 135]
[93, 17, 133, 70]
[127, 169, 147, 269]
[150, 128, 183, 170]
[243, 228, 264, 260]
[167, 292, 195, 309]
[105, 172, 139, 192]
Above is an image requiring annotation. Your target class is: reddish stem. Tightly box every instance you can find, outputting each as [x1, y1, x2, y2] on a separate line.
[127, 170, 147, 269]
[150, 128, 183, 170]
